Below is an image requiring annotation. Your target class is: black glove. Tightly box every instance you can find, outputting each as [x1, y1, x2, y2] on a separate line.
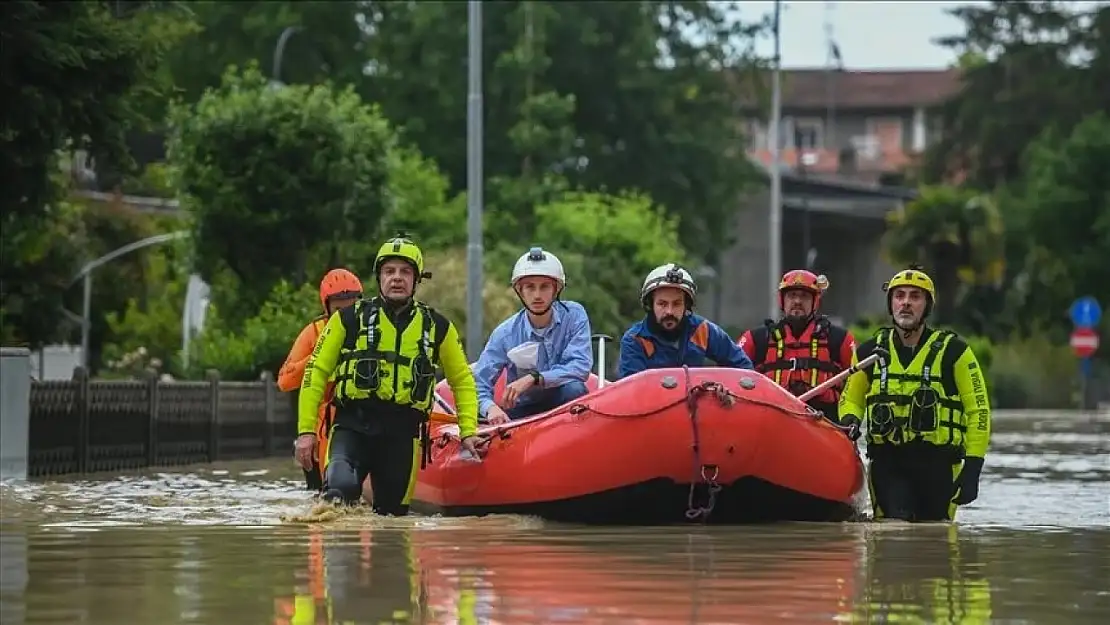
[953, 456, 984, 505]
[839, 414, 862, 442]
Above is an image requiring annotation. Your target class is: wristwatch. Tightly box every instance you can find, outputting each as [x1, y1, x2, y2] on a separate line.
[530, 371, 542, 386]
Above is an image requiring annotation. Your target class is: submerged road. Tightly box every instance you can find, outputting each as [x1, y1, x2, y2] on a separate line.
[1, 410, 1107, 624]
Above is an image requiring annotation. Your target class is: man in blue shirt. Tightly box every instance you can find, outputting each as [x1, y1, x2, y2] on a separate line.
[474, 247, 593, 424]
[618, 263, 754, 378]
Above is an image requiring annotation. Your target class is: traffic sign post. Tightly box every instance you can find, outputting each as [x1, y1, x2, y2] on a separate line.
[1069, 327, 1100, 411]
[1069, 298, 1102, 411]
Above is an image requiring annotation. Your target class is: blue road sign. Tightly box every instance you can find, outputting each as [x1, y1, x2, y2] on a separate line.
[1070, 296, 1102, 328]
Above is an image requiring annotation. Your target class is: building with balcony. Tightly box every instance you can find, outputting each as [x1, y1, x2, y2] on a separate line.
[699, 68, 965, 332]
[742, 68, 963, 184]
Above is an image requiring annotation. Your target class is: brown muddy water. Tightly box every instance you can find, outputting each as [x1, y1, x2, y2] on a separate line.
[1, 411, 1107, 624]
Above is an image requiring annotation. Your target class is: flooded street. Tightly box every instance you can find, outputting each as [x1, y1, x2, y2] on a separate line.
[1, 411, 1107, 624]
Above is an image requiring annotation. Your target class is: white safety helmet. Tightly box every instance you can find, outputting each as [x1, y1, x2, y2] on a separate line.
[641, 263, 697, 309]
[511, 247, 566, 289]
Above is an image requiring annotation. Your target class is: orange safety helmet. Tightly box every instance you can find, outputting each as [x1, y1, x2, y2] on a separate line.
[778, 269, 829, 311]
[318, 268, 363, 313]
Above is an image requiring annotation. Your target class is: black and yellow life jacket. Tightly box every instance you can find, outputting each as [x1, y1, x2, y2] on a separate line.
[865, 328, 967, 448]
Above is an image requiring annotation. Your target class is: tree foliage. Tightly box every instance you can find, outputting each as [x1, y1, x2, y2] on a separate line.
[924, 1, 1110, 189]
[101, 240, 191, 378]
[154, 1, 764, 263]
[160, 1, 366, 103]
[360, 1, 763, 262]
[883, 185, 1005, 329]
[186, 280, 317, 381]
[531, 191, 688, 336]
[1004, 112, 1110, 336]
[0, 1, 190, 348]
[167, 64, 395, 315]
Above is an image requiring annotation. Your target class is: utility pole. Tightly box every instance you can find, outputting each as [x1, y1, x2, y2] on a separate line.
[768, 0, 784, 320]
[465, 1, 485, 359]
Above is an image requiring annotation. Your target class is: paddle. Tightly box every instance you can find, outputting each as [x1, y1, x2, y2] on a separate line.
[796, 347, 889, 403]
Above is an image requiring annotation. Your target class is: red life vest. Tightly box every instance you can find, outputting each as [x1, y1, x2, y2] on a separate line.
[750, 316, 849, 404]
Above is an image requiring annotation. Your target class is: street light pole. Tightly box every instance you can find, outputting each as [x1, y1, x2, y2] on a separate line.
[465, 0, 485, 360]
[273, 26, 302, 85]
[768, 0, 784, 320]
[71, 232, 189, 370]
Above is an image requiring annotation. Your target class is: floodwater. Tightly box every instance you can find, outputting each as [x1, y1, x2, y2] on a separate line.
[1, 411, 1107, 624]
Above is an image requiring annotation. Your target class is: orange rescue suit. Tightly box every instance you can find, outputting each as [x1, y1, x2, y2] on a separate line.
[739, 317, 855, 415]
[277, 316, 335, 476]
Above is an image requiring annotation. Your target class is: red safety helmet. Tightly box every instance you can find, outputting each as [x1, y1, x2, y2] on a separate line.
[778, 269, 829, 312]
[318, 268, 363, 313]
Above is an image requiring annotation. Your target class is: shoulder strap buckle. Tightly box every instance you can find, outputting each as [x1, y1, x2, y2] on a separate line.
[920, 329, 952, 384]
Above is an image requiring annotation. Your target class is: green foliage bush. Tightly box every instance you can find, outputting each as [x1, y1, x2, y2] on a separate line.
[101, 245, 190, 379]
[167, 63, 396, 317]
[530, 191, 688, 337]
[186, 281, 319, 381]
[990, 333, 1080, 410]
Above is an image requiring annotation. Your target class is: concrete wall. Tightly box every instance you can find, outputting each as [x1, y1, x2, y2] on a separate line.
[701, 190, 897, 333]
[27, 344, 83, 381]
[1, 347, 31, 480]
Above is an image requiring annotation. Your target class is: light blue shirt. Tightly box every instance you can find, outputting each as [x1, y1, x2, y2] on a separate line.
[474, 301, 594, 417]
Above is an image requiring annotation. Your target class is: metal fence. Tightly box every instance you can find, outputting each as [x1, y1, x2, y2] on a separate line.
[28, 367, 295, 477]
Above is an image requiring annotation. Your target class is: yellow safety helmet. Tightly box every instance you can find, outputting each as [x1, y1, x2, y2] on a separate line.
[374, 233, 428, 281]
[882, 265, 936, 316]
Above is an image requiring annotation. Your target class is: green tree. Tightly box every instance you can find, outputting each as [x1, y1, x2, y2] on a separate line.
[924, 1, 1109, 188]
[415, 248, 522, 349]
[100, 241, 190, 379]
[529, 191, 689, 336]
[160, 0, 366, 102]
[0, 1, 189, 348]
[156, 1, 765, 262]
[167, 64, 395, 318]
[1004, 112, 1110, 340]
[882, 185, 1005, 330]
[186, 280, 317, 381]
[360, 1, 763, 262]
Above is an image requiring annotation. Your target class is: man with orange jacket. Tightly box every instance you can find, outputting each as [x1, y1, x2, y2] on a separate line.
[278, 268, 363, 492]
[738, 270, 857, 423]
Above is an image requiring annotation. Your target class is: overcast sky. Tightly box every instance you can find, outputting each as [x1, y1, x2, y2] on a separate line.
[741, 1, 975, 70]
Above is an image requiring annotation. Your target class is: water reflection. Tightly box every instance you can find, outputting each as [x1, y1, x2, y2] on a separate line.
[272, 524, 865, 624]
[1, 510, 1107, 623]
[265, 523, 1108, 625]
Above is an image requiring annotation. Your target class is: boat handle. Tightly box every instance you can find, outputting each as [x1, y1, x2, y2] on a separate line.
[592, 334, 615, 388]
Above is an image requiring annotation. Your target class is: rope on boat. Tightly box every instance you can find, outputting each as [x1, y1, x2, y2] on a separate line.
[436, 369, 862, 521]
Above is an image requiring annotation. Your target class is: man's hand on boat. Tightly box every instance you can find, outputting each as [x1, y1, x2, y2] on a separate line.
[839, 415, 862, 442]
[459, 434, 487, 459]
[294, 433, 316, 470]
[485, 405, 511, 425]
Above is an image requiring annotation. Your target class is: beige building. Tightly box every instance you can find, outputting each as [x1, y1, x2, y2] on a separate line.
[699, 68, 962, 333]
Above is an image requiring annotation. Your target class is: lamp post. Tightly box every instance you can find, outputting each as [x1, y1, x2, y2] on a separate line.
[71, 232, 189, 370]
[768, 0, 784, 320]
[272, 26, 302, 86]
[465, 0, 485, 359]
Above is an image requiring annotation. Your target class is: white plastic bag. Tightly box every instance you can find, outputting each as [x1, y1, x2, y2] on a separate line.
[506, 341, 541, 371]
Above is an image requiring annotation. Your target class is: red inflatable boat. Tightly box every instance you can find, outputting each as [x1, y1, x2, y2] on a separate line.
[417, 364, 864, 524]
